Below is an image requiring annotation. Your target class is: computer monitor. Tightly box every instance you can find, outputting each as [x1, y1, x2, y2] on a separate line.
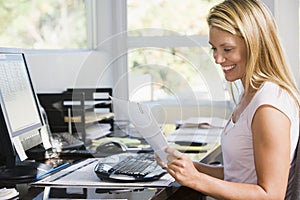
[0, 49, 49, 183]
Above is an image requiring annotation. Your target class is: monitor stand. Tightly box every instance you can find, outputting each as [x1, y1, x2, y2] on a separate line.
[0, 162, 52, 184]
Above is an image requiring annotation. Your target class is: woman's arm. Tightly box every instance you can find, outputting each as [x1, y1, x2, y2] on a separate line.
[193, 161, 224, 180]
[155, 150, 224, 179]
[251, 105, 291, 199]
[158, 105, 291, 200]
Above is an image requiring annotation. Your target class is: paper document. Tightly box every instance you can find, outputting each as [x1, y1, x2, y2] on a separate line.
[32, 158, 174, 188]
[85, 123, 111, 140]
[167, 128, 222, 143]
[40, 126, 52, 149]
[168, 131, 220, 143]
[111, 97, 169, 163]
[12, 137, 27, 161]
[178, 117, 228, 129]
[0, 188, 19, 199]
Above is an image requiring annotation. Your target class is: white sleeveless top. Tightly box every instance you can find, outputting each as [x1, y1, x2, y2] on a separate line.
[221, 82, 299, 184]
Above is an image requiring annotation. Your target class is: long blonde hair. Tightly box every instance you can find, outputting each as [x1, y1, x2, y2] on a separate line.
[207, 0, 300, 105]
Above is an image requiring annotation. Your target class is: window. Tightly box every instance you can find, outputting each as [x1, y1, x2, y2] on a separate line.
[127, 46, 227, 102]
[128, 0, 217, 36]
[0, 0, 87, 49]
[127, 0, 227, 103]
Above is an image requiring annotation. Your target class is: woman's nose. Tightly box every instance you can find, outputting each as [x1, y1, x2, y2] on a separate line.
[214, 52, 226, 64]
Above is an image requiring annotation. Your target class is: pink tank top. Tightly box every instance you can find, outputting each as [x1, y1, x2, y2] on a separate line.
[221, 82, 299, 183]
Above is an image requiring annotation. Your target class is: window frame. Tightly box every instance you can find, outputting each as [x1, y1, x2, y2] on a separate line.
[110, 0, 300, 122]
[120, 0, 300, 98]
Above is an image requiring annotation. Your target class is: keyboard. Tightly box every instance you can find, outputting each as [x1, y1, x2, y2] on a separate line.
[94, 153, 166, 182]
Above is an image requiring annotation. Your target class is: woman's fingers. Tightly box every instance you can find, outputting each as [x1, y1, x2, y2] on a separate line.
[154, 153, 167, 168]
[165, 147, 183, 164]
[155, 148, 185, 169]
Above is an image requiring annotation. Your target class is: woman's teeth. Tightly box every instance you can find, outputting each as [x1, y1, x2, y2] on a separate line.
[222, 65, 236, 71]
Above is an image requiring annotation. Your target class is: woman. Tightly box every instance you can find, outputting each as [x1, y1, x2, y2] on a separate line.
[155, 0, 300, 199]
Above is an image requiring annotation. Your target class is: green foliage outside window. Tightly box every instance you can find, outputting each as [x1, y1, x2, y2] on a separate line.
[127, 0, 225, 101]
[0, 0, 87, 49]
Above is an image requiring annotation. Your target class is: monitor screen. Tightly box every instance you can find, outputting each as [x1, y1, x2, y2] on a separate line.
[0, 53, 43, 139]
[0, 50, 54, 184]
[0, 50, 44, 164]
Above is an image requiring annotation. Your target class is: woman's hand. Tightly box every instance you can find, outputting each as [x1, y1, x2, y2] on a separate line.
[154, 147, 200, 187]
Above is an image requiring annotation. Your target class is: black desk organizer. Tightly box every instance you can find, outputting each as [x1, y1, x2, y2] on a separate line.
[38, 88, 114, 145]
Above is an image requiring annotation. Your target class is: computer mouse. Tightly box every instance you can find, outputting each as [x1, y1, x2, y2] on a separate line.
[96, 140, 127, 156]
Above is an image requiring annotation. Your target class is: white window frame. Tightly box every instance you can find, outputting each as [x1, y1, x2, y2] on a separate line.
[264, 0, 299, 86]
[109, 0, 300, 122]
[23, 0, 300, 120]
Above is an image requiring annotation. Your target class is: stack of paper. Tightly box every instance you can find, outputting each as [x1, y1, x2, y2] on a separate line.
[176, 117, 228, 129]
[167, 128, 222, 143]
[86, 123, 111, 140]
[91, 137, 141, 147]
[0, 188, 19, 199]
[168, 117, 228, 143]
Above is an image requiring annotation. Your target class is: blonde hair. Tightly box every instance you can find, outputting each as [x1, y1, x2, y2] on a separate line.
[207, 0, 300, 105]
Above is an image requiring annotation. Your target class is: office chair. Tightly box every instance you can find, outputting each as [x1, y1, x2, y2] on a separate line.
[286, 128, 300, 199]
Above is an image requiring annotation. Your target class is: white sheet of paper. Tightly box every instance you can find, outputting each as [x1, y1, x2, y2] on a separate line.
[179, 117, 228, 128]
[167, 127, 222, 143]
[111, 97, 169, 163]
[12, 137, 28, 161]
[40, 126, 52, 150]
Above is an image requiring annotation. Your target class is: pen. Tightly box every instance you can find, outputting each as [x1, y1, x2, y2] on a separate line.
[34, 162, 71, 181]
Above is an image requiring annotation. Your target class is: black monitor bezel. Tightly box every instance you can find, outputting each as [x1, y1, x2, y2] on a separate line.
[0, 48, 44, 168]
[0, 52, 44, 138]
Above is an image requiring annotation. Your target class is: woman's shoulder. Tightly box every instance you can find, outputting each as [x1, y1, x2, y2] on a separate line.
[256, 81, 288, 99]
[253, 81, 297, 114]
[259, 81, 280, 92]
[245, 81, 298, 125]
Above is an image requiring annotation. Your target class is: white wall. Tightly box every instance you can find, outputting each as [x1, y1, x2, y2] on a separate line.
[26, 51, 113, 93]
[263, 0, 300, 86]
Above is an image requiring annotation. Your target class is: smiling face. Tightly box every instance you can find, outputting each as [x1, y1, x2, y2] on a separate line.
[209, 27, 248, 84]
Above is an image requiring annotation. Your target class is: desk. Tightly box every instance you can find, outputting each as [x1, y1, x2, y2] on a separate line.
[14, 144, 221, 200]
[7, 125, 222, 200]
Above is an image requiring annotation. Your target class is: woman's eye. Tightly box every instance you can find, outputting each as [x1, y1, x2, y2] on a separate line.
[224, 48, 232, 52]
